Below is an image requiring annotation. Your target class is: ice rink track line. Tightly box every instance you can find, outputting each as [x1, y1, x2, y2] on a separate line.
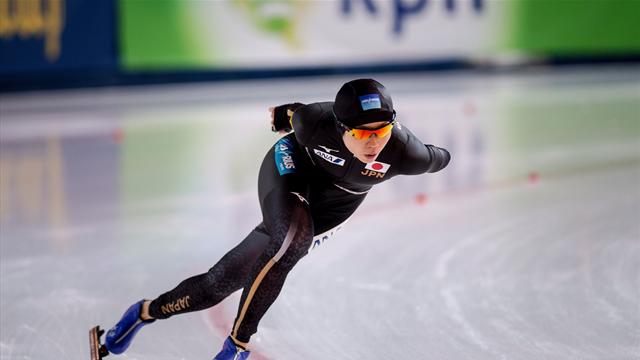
[197, 156, 638, 360]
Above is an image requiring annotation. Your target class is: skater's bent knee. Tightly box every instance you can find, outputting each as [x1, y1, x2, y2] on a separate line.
[275, 228, 312, 270]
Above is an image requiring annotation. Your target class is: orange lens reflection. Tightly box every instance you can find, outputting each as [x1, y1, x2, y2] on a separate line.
[348, 123, 394, 140]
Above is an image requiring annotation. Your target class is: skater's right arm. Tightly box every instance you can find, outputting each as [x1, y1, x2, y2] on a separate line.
[270, 103, 305, 134]
[271, 102, 331, 147]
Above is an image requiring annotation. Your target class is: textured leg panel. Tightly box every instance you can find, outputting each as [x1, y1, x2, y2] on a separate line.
[148, 229, 270, 320]
[232, 192, 313, 343]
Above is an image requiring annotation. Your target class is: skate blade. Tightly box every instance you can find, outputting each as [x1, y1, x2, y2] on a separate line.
[89, 326, 109, 360]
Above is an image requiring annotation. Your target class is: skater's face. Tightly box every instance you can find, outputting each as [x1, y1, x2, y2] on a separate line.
[342, 121, 393, 163]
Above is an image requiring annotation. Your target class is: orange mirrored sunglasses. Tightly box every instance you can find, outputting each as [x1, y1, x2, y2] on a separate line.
[346, 122, 395, 140]
[337, 111, 397, 140]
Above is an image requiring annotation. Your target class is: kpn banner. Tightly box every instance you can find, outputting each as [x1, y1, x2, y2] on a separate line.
[119, 0, 640, 71]
[119, 0, 498, 70]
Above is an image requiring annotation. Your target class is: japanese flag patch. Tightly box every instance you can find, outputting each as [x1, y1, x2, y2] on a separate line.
[365, 161, 391, 173]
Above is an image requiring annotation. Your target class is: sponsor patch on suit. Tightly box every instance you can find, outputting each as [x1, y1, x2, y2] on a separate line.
[313, 148, 346, 166]
[275, 137, 297, 175]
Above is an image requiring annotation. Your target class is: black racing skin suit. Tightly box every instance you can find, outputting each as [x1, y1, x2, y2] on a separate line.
[147, 102, 451, 345]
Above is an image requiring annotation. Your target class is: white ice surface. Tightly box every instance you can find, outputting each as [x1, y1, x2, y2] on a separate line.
[1, 66, 639, 360]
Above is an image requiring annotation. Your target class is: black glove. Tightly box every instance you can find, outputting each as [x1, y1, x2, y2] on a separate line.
[272, 103, 304, 133]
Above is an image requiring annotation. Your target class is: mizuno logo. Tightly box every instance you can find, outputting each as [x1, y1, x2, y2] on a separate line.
[318, 145, 339, 153]
[313, 149, 345, 166]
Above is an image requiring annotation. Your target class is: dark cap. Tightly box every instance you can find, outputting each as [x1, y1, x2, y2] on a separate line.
[333, 79, 394, 128]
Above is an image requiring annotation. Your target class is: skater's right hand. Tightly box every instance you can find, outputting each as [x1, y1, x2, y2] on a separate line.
[270, 103, 303, 134]
[270, 107, 288, 135]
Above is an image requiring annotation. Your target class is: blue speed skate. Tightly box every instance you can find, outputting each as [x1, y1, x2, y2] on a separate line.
[213, 337, 251, 360]
[104, 300, 155, 355]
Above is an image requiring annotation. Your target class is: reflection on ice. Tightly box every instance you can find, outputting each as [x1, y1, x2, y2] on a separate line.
[1, 66, 639, 359]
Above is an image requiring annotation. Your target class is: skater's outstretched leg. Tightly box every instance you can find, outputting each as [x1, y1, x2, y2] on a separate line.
[148, 228, 270, 319]
[103, 228, 270, 355]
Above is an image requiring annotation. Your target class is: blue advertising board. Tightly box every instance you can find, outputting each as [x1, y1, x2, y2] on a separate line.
[0, 0, 117, 89]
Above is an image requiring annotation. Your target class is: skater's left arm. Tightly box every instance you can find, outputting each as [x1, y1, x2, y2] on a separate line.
[400, 130, 451, 175]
